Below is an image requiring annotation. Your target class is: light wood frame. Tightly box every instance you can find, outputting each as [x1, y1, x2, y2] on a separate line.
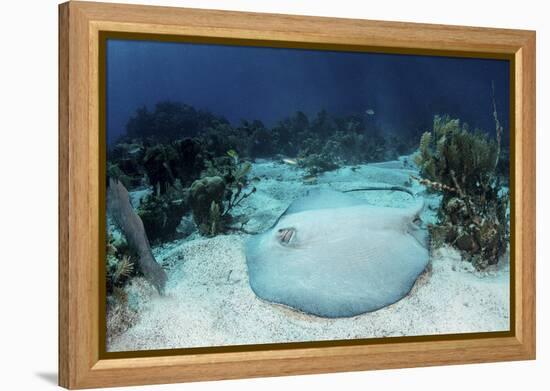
[59, 1, 536, 389]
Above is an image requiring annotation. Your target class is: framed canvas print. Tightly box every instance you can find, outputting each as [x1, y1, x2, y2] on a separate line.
[58, 1, 536, 389]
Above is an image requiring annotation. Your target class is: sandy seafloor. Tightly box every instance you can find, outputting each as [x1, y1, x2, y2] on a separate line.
[108, 156, 510, 352]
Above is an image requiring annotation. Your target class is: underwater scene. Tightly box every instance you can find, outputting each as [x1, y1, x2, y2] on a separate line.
[105, 39, 511, 352]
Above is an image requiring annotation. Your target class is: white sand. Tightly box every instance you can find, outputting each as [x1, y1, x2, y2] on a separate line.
[108, 158, 510, 352]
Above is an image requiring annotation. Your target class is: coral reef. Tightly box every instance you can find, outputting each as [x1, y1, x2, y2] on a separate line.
[107, 102, 423, 243]
[272, 111, 309, 156]
[260, 109, 404, 169]
[298, 153, 340, 176]
[106, 230, 135, 293]
[414, 115, 509, 269]
[137, 184, 188, 242]
[189, 176, 226, 235]
[294, 130, 392, 177]
[171, 138, 207, 187]
[108, 137, 207, 193]
[189, 152, 256, 236]
[247, 120, 275, 157]
[125, 101, 228, 142]
[107, 141, 146, 189]
[141, 138, 207, 194]
[142, 143, 179, 194]
[108, 103, 418, 194]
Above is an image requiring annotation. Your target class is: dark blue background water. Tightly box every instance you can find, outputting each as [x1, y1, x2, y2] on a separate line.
[106, 39, 510, 145]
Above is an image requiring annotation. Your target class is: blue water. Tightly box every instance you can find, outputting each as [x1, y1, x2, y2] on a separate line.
[106, 39, 509, 146]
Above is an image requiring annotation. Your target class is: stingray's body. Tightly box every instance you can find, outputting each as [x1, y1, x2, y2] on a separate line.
[245, 190, 429, 318]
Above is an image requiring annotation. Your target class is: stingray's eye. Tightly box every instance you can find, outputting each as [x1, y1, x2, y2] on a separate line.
[412, 216, 423, 227]
[277, 227, 296, 245]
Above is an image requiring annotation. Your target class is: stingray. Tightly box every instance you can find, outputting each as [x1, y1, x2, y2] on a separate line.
[245, 189, 429, 318]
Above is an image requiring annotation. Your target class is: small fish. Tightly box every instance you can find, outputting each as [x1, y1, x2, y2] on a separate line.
[282, 158, 298, 165]
[366, 109, 375, 115]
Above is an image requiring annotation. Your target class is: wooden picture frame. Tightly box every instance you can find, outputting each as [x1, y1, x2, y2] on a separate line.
[59, 1, 536, 389]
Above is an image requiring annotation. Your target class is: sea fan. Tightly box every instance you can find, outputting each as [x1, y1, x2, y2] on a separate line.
[107, 179, 168, 293]
[413, 114, 507, 269]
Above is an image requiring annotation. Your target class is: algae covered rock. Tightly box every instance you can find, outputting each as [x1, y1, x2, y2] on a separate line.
[107, 141, 146, 189]
[298, 153, 340, 176]
[137, 191, 187, 242]
[172, 138, 207, 186]
[189, 176, 226, 235]
[142, 143, 178, 195]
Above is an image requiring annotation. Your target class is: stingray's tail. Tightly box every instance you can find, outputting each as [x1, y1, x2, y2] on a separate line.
[411, 198, 426, 218]
[343, 185, 424, 217]
[342, 185, 415, 198]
